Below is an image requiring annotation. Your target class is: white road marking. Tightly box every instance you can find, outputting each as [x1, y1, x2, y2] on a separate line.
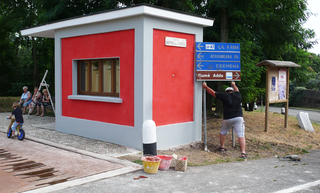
[273, 180, 320, 193]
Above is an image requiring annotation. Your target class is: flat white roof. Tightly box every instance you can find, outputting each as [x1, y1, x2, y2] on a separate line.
[21, 5, 214, 38]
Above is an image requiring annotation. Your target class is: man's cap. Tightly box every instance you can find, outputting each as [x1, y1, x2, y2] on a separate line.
[225, 87, 234, 92]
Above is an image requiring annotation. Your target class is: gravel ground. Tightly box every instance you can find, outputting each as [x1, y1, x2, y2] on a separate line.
[0, 113, 139, 157]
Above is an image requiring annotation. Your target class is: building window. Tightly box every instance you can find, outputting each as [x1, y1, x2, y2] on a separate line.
[77, 59, 119, 97]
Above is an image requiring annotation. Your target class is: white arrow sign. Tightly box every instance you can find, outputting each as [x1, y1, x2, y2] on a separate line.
[197, 62, 204, 69]
[197, 43, 203, 50]
[233, 72, 240, 79]
[197, 53, 204, 60]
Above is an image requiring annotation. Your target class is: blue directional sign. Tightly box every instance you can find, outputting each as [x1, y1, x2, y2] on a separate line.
[196, 61, 241, 71]
[196, 52, 240, 62]
[196, 42, 240, 52]
[196, 42, 241, 81]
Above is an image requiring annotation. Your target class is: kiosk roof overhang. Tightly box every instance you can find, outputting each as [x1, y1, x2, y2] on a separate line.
[21, 4, 214, 38]
[255, 60, 301, 68]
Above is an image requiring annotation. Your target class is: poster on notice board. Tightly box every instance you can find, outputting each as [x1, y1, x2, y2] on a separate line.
[278, 69, 287, 99]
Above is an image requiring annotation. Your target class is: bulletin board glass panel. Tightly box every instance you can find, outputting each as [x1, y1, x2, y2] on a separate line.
[268, 67, 288, 103]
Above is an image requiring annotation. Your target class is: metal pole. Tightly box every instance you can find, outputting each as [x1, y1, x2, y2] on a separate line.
[232, 128, 235, 147]
[203, 81, 208, 152]
[265, 66, 270, 132]
[285, 68, 289, 128]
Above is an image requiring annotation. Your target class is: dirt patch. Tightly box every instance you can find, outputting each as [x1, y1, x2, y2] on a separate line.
[121, 110, 320, 166]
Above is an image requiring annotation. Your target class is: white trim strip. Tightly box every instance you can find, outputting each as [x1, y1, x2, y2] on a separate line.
[21, 5, 213, 38]
[273, 180, 320, 193]
[68, 95, 122, 103]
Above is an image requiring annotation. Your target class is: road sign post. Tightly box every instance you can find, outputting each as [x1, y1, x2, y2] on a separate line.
[197, 42, 241, 151]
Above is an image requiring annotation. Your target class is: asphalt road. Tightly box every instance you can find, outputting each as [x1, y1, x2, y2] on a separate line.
[267, 106, 320, 124]
[1, 109, 319, 193]
[50, 150, 320, 193]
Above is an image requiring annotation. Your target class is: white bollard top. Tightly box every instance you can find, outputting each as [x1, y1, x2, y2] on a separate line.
[142, 120, 157, 144]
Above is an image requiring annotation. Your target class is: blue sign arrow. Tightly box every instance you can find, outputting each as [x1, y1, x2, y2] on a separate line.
[196, 61, 241, 71]
[196, 42, 240, 52]
[196, 52, 241, 62]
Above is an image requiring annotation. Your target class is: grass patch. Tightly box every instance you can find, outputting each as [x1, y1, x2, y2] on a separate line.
[0, 96, 55, 117]
[0, 97, 20, 112]
[133, 160, 143, 165]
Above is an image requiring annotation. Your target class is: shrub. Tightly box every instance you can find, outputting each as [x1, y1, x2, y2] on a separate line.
[289, 87, 306, 107]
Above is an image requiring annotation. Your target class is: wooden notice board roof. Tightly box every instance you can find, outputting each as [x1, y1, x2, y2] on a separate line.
[255, 60, 301, 68]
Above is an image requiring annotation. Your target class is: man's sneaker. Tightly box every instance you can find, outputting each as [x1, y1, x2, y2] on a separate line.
[11, 135, 16, 138]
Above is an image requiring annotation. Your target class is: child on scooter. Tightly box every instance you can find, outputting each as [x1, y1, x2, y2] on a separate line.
[8, 102, 24, 138]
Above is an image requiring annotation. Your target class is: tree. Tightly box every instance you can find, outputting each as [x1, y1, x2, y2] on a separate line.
[204, 0, 316, 108]
[0, 0, 317, 100]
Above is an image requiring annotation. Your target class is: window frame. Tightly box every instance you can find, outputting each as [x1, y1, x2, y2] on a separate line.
[77, 58, 119, 97]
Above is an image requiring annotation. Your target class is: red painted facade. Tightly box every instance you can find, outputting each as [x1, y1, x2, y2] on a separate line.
[61, 29, 135, 126]
[153, 29, 195, 126]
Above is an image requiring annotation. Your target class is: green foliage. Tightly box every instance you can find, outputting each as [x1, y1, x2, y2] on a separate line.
[0, 0, 318, 99]
[237, 41, 265, 102]
[309, 53, 320, 73]
[305, 76, 320, 90]
[289, 86, 306, 107]
[203, 0, 315, 102]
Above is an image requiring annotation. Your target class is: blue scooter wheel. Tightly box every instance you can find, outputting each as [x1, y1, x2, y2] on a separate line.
[17, 129, 25, 140]
[7, 128, 12, 138]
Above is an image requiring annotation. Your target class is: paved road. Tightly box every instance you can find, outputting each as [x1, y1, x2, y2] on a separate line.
[267, 106, 320, 124]
[49, 151, 320, 193]
[1, 111, 319, 193]
[0, 133, 141, 193]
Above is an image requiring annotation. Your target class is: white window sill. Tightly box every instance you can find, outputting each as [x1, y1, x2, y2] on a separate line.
[68, 95, 122, 103]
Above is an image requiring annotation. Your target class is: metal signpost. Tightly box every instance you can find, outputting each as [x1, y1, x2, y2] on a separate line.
[196, 42, 241, 151]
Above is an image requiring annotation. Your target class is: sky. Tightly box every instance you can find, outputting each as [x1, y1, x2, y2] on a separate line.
[304, 0, 320, 55]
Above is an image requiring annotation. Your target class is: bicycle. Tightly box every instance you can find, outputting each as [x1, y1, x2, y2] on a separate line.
[7, 118, 25, 140]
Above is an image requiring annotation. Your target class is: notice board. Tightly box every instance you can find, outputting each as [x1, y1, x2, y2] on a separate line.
[267, 67, 288, 103]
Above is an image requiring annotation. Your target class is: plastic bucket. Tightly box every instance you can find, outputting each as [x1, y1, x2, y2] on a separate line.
[141, 156, 162, 174]
[156, 155, 173, 170]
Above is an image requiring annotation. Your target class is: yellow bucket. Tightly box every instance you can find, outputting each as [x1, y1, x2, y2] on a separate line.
[141, 156, 162, 174]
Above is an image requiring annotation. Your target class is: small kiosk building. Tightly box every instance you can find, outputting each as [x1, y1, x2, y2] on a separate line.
[21, 5, 214, 150]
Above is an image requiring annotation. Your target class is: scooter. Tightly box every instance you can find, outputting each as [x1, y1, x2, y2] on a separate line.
[7, 118, 25, 140]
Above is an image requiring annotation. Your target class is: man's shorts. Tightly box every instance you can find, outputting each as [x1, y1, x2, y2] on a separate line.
[11, 121, 22, 131]
[220, 117, 245, 137]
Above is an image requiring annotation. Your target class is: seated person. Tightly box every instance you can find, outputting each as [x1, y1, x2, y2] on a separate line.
[36, 89, 50, 117]
[20, 86, 32, 114]
[28, 87, 42, 115]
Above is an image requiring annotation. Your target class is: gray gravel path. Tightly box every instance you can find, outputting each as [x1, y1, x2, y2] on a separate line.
[0, 113, 139, 157]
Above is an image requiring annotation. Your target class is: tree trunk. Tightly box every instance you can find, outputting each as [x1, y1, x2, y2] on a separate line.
[220, 8, 229, 43]
[32, 37, 39, 87]
[215, 8, 230, 115]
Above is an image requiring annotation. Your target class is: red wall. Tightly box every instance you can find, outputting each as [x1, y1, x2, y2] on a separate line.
[61, 29, 135, 126]
[153, 29, 195, 126]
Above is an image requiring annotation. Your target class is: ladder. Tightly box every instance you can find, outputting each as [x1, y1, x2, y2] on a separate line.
[28, 70, 55, 117]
